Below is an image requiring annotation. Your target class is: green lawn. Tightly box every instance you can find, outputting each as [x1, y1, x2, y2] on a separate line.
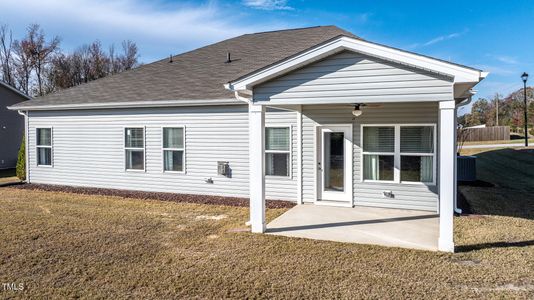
[459, 147, 534, 219]
[0, 186, 533, 298]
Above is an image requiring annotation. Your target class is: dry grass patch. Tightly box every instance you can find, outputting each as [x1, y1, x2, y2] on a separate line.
[0, 188, 533, 299]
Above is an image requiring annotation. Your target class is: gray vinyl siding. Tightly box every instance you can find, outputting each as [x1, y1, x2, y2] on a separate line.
[253, 51, 453, 104]
[27, 106, 297, 201]
[0, 86, 26, 169]
[301, 102, 439, 211]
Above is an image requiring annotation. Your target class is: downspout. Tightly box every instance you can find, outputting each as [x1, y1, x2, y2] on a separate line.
[17, 110, 29, 183]
[453, 94, 473, 214]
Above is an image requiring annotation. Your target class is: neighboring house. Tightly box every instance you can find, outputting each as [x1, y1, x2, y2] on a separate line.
[8, 26, 486, 252]
[0, 81, 31, 169]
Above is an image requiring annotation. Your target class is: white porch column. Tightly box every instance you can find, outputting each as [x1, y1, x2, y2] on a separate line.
[249, 103, 266, 233]
[296, 105, 303, 204]
[438, 100, 456, 252]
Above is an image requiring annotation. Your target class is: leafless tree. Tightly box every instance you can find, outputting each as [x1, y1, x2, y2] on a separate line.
[0, 24, 15, 85]
[24, 24, 60, 96]
[12, 39, 33, 94]
[119, 40, 138, 71]
[1, 23, 139, 96]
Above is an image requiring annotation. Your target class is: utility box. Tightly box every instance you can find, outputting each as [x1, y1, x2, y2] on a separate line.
[217, 161, 230, 177]
[457, 156, 476, 181]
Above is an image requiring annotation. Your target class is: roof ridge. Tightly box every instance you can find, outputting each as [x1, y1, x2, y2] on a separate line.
[244, 25, 335, 35]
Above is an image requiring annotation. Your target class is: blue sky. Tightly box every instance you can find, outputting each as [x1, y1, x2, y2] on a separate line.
[1, 0, 532, 113]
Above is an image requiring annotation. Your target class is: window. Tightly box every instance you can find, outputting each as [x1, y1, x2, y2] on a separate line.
[265, 127, 290, 177]
[162, 127, 185, 172]
[362, 125, 435, 184]
[36, 128, 52, 166]
[362, 126, 395, 181]
[125, 128, 145, 171]
[400, 126, 434, 183]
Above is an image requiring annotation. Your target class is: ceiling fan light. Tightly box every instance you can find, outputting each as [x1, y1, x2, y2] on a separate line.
[352, 109, 363, 116]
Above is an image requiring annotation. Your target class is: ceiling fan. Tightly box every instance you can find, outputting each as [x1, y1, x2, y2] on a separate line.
[351, 103, 382, 117]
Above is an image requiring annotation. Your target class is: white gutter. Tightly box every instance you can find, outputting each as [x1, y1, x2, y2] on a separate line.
[453, 94, 474, 215]
[8, 98, 242, 111]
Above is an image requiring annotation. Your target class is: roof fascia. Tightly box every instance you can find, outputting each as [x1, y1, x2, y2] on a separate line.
[0, 81, 31, 100]
[8, 98, 242, 111]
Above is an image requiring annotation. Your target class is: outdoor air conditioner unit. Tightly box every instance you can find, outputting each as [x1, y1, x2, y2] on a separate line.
[457, 156, 477, 181]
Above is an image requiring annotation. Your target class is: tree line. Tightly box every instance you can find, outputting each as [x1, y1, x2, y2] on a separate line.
[0, 24, 139, 97]
[459, 87, 534, 135]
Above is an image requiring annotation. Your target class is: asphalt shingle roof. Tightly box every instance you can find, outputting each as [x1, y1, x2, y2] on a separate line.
[13, 26, 357, 109]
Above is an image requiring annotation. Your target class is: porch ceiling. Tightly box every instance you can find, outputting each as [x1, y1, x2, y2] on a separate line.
[267, 204, 439, 251]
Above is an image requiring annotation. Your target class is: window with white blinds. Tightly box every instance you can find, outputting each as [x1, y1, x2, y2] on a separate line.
[362, 124, 436, 184]
[362, 126, 395, 181]
[125, 128, 145, 171]
[36, 128, 52, 166]
[400, 126, 434, 183]
[163, 127, 185, 172]
[265, 127, 290, 177]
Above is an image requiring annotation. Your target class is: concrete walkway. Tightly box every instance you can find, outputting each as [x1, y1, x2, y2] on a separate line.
[267, 204, 439, 251]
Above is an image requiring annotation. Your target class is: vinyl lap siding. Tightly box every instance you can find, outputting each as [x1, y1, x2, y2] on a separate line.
[253, 51, 453, 104]
[27, 106, 297, 201]
[301, 102, 439, 211]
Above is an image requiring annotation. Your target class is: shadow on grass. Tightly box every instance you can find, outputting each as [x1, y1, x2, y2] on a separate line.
[458, 148, 534, 220]
[0, 168, 16, 178]
[456, 240, 534, 253]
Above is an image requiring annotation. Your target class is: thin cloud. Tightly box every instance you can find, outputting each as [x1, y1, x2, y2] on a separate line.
[487, 54, 518, 64]
[0, 0, 296, 62]
[423, 31, 464, 46]
[242, 0, 294, 11]
[408, 29, 469, 49]
[474, 64, 515, 76]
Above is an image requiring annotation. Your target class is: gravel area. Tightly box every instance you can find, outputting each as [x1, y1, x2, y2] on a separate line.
[11, 183, 295, 209]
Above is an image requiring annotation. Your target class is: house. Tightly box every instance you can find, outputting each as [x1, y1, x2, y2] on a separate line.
[0, 81, 31, 169]
[8, 26, 486, 252]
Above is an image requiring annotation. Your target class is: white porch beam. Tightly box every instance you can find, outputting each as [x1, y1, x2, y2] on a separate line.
[438, 100, 456, 252]
[249, 103, 266, 233]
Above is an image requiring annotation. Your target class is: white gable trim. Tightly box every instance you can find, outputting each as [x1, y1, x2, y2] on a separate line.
[226, 36, 486, 93]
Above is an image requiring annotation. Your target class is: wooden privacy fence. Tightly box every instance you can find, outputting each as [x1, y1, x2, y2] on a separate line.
[459, 126, 510, 142]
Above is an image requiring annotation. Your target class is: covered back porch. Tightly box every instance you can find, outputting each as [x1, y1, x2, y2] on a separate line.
[249, 101, 455, 252]
[226, 35, 485, 252]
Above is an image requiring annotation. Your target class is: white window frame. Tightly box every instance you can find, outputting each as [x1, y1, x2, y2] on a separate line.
[161, 126, 186, 174]
[36, 127, 53, 167]
[265, 125, 292, 179]
[124, 127, 146, 172]
[360, 124, 436, 185]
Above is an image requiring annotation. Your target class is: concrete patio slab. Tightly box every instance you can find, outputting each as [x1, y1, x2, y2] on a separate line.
[267, 204, 439, 251]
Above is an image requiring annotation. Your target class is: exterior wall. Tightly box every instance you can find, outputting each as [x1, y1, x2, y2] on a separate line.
[0, 86, 27, 169]
[27, 105, 297, 201]
[301, 102, 439, 211]
[253, 51, 453, 104]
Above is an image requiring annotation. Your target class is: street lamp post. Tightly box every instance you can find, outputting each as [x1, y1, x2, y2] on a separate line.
[521, 72, 529, 147]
